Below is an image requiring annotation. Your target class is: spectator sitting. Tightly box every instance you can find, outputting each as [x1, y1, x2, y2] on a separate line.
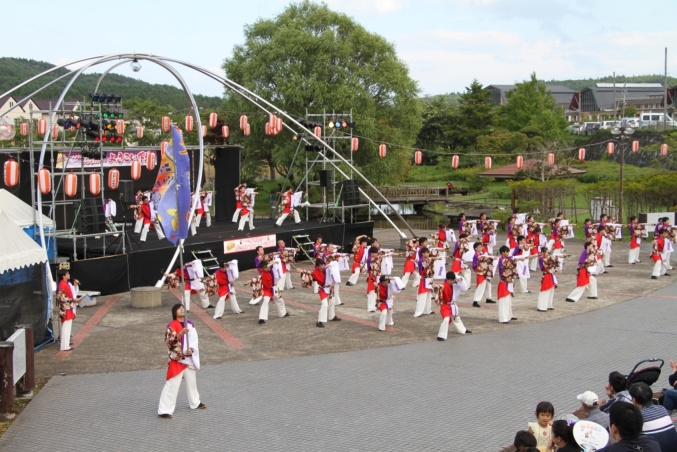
[661, 359, 677, 414]
[550, 420, 582, 452]
[598, 402, 661, 451]
[577, 390, 610, 430]
[629, 382, 677, 452]
[513, 430, 539, 452]
[600, 371, 632, 413]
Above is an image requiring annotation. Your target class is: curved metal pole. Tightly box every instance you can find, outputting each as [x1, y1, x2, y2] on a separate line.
[94, 59, 133, 93]
[0, 70, 73, 117]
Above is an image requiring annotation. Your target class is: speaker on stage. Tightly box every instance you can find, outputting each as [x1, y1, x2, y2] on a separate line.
[213, 146, 242, 221]
[319, 170, 332, 188]
[119, 180, 135, 204]
[342, 179, 360, 206]
[76, 198, 105, 233]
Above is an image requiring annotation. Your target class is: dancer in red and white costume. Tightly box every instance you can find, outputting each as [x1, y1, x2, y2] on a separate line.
[275, 187, 301, 226]
[297, 259, 341, 327]
[376, 276, 395, 331]
[346, 236, 368, 286]
[276, 240, 297, 291]
[435, 271, 471, 340]
[165, 262, 211, 311]
[190, 191, 204, 236]
[496, 246, 522, 324]
[232, 184, 245, 223]
[565, 242, 598, 302]
[132, 190, 144, 233]
[56, 269, 80, 351]
[628, 216, 643, 264]
[257, 259, 289, 325]
[238, 187, 257, 231]
[140, 196, 165, 241]
[401, 237, 418, 288]
[471, 242, 495, 307]
[157, 304, 205, 418]
[651, 228, 671, 279]
[536, 247, 565, 312]
[365, 247, 383, 312]
[414, 247, 439, 317]
[213, 261, 243, 319]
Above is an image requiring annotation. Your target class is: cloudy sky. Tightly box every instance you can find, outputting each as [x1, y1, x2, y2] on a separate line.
[4, 0, 676, 97]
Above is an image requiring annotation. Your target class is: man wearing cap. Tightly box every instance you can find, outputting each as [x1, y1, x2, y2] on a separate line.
[577, 390, 610, 430]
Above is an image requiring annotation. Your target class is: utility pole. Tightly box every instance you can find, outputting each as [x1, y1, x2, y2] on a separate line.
[613, 72, 617, 122]
[664, 47, 668, 129]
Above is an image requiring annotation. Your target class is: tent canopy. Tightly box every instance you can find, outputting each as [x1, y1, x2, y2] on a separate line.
[0, 189, 55, 229]
[0, 211, 48, 275]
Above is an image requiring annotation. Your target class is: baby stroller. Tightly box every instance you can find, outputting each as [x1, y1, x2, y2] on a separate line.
[626, 358, 664, 387]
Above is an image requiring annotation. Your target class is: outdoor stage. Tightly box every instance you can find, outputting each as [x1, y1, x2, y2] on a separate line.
[54, 219, 374, 296]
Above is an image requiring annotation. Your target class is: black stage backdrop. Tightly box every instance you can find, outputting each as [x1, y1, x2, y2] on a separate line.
[343, 221, 375, 248]
[213, 146, 241, 222]
[50, 254, 130, 296]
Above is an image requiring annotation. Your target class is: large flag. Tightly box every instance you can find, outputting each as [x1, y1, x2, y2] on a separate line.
[153, 126, 191, 245]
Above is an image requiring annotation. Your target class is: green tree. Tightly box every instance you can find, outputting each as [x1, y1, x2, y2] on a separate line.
[221, 1, 421, 184]
[623, 105, 637, 117]
[415, 97, 456, 163]
[122, 97, 174, 146]
[450, 79, 494, 149]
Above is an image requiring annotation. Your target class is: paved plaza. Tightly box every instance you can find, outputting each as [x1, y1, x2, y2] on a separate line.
[1, 229, 676, 451]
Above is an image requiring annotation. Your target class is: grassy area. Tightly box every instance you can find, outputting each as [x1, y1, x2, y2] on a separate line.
[0, 377, 51, 437]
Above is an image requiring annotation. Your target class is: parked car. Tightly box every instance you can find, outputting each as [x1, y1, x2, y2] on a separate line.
[639, 113, 677, 128]
[568, 123, 584, 134]
[583, 122, 601, 135]
[600, 121, 620, 130]
[620, 117, 640, 128]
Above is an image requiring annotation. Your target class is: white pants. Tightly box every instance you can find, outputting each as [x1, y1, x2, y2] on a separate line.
[537, 288, 554, 311]
[604, 250, 611, 266]
[157, 368, 200, 415]
[238, 212, 254, 231]
[134, 218, 143, 233]
[276, 210, 300, 226]
[378, 308, 394, 331]
[666, 251, 673, 269]
[318, 297, 336, 323]
[367, 291, 377, 312]
[414, 292, 432, 317]
[530, 257, 539, 271]
[277, 271, 293, 291]
[184, 290, 210, 311]
[518, 275, 529, 293]
[438, 315, 466, 339]
[204, 211, 211, 227]
[259, 295, 287, 321]
[461, 268, 471, 287]
[60, 319, 72, 350]
[401, 272, 411, 288]
[498, 295, 513, 322]
[140, 223, 165, 241]
[191, 214, 202, 236]
[597, 258, 605, 275]
[232, 208, 241, 223]
[474, 280, 493, 302]
[652, 259, 668, 277]
[312, 281, 319, 294]
[214, 294, 242, 318]
[347, 269, 360, 285]
[332, 284, 342, 305]
[566, 276, 598, 301]
[546, 239, 554, 251]
[412, 271, 421, 288]
[629, 247, 640, 264]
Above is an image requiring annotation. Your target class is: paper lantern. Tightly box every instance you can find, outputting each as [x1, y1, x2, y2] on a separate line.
[222, 125, 229, 138]
[631, 140, 639, 153]
[20, 122, 28, 136]
[108, 168, 120, 190]
[451, 155, 459, 169]
[661, 143, 669, 156]
[38, 168, 51, 195]
[516, 155, 524, 169]
[209, 112, 218, 129]
[52, 124, 59, 140]
[65, 172, 77, 197]
[314, 126, 322, 138]
[547, 152, 555, 166]
[116, 119, 125, 135]
[578, 148, 586, 161]
[146, 151, 157, 171]
[239, 115, 248, 130]
[269, 114, 276, 130]
[136, 126, 144, 139]
[414, 150, 423, 165]
[131, 160, 141, 180]
[275, 116, 282, 133]
[37, 118, 47, 135]
[352, 137, 359, 152]
[484, 156, 492, 169]
[160, 141, 168, 156]
[4, 158, 19, 187]
[89, 173, 101, 196]
[185, 115, 194, 132]
[244, 123, 250, 137]
[606, 142, 615, 155]
[161, 116, 171, 133]
[265, 123, 272, 136]
[201, 125, 207, 138]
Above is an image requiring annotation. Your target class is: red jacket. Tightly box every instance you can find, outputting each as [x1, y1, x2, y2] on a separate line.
[215, 269, 230, 297]
[141, 203, 153, 226]
[261, 271, 274, 297]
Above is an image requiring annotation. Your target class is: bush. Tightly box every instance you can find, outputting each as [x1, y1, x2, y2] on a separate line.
[576, 174, 601, 183]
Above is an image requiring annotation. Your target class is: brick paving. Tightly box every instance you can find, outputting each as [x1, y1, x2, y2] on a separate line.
[2, 228, 676, 451]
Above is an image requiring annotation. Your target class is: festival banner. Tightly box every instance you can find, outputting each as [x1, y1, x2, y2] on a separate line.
[56, 150, 157, 169]
[224, 234, 276, 254]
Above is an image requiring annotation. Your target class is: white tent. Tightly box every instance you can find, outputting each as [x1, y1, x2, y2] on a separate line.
[0, 189, 55, 229]
[0, 211, 48, 275]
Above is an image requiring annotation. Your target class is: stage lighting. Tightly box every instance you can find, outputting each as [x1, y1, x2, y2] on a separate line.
[85, 129, 101, 141]
[130, 58, 142, 72]
[103, 119, 115, 130]
[88, 92, 101, 102]
[66, 117, 81, 129]
[305, 144, 321, 152]
[327, 121, 335, 128]
[111, 93, 121, 103]
[293, 135, 298, 141]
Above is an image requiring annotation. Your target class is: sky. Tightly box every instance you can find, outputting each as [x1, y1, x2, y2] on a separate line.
[3, 0, 676, 98]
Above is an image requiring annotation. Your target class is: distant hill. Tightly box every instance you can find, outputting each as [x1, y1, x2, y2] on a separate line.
[543, 74, 677, 91]
[0, 57, 223, 109]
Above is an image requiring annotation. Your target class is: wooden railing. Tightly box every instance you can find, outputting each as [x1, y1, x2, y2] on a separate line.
[363, 186, 468, 203]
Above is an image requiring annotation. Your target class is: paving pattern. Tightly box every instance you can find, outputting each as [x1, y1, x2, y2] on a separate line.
[2, 278, 676, 451]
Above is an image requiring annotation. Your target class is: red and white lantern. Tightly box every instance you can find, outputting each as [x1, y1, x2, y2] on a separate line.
[65, 172, 77, 197]
[38, 168, 51, 195]
[222, 125, 229, 138]
[209, 112, 218, 129]
[201, 125, 207, 138]
[631, 140, 639, 153]
[116, 119, 125, 135]
[414, 150, 423, 165]
[108, 168, 120, 190]
[146, 152, 157, 171]
[160, 141, 168, 157]
[377, 143, 386, 158]
[161, 116, 171, 133]
[578, 148, 586, 161]
[314, 126, 322, 138]
[185, 115, 194, 132]
[269, 114, 276, 130]
[89, 173, 101, 196]
[516, 155, 524, 169]
[20, 122, 28, 136]
[131, 160, 141, 180]
[239, 115, 248, 130]
[484, 156, 492, 169]
[244, 123, 250, 136]
[52, 124, 59, 140]
[660, 143, 669, 157]
[265, 123, 272, 136]
[37, 118, 47, 135]
[4, 158, 19, 188]
[136, 126, 144, 139]
[352, 137, 359, 152]
[547, 152, 555, 166]
[275, 116, 282, 133]
[606, 142, 615, 155]
[451, 155, 459, 169]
